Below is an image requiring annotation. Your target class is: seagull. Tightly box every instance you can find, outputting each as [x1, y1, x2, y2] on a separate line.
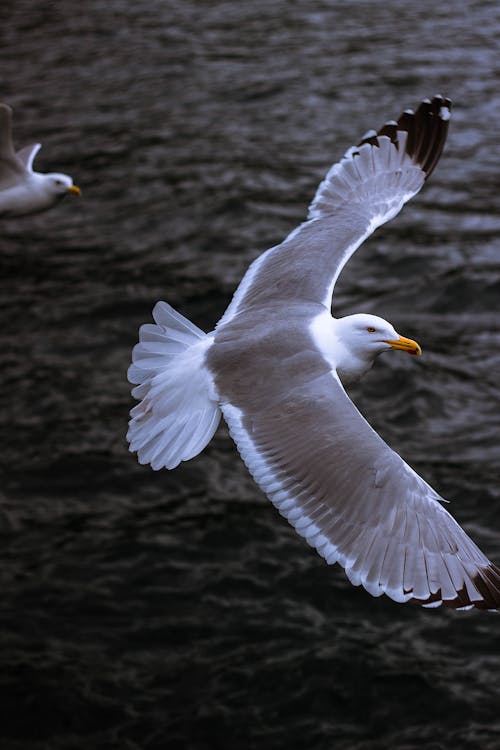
[127, 95, 500, 611]
[0, 103, 80, 217]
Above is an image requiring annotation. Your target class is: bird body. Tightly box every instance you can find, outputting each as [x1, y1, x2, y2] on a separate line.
[127, 96, 500, 611]
[0, 104, 80, 216]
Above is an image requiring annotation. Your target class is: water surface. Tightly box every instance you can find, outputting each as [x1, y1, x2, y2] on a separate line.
[1, 2, 500, 749]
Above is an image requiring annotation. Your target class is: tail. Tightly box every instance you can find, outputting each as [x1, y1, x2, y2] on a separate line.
[127, 301, 221, 470]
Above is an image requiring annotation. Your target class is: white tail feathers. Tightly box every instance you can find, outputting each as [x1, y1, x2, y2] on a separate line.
[127, 301, 221, 470]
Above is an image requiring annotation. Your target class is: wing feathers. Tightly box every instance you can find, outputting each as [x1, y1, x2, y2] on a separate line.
[220, 96, 446, 319]
[215, 365, 500, 611]
[16, 143, 41, 172]
[308, 95, 450, 222]
[0, 103, 27, 188]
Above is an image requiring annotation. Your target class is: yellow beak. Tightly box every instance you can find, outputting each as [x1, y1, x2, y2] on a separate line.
[383, 335, 422, 356]
[67, 185, 81, 196]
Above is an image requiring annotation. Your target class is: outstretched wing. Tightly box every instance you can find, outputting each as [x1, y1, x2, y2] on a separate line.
[207, 314, 500, 611]
[219, 95, 450, 326]
[16, 143, 41, 172]
[0, 103, 27, 188]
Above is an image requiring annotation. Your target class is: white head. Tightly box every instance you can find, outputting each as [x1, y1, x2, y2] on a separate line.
[334, 313, 421, 384]
[43, 172, 81, 199]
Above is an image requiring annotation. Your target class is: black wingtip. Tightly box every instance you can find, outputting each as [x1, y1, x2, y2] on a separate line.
[415, 561, 500, 612]
[358, 95, 452, 181]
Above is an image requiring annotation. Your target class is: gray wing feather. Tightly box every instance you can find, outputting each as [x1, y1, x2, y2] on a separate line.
[16, 143, 41, 172]
[0, 103, 27, 187]
[219, 96, 451, 326]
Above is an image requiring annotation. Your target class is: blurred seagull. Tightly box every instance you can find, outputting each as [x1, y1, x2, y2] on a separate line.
[127, 96, 500, 611]
[0, 103, 80, 216]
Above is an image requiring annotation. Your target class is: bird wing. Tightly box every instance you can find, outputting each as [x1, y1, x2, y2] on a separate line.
[207, 314, 500, 610]
[0, 103, 28, 188]
[218, 96, 450, 326]
[16, 143, 41, 172]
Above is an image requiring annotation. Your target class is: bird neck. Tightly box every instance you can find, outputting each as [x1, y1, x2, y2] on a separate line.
[335, 347, 375, 385]
[310, 311, 376, 386]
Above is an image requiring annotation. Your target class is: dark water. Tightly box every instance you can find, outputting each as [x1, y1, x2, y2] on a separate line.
[1, 1, 500, 748]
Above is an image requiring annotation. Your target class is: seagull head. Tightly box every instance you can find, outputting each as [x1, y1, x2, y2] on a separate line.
[333, 313, 421, 383]
[45, 172, 81, 198]
[336, 313, 422, 358]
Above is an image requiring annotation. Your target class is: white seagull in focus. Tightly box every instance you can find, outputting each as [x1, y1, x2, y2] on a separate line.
[0, 103, 80, 217]
[127, 96, 500, 611]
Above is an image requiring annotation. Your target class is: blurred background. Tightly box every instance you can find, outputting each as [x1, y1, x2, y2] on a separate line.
[1, 1, 499, 748]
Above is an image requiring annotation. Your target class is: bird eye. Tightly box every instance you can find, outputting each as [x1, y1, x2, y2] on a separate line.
[366, 326, 376, 333]
[55, 180, 63, 185]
